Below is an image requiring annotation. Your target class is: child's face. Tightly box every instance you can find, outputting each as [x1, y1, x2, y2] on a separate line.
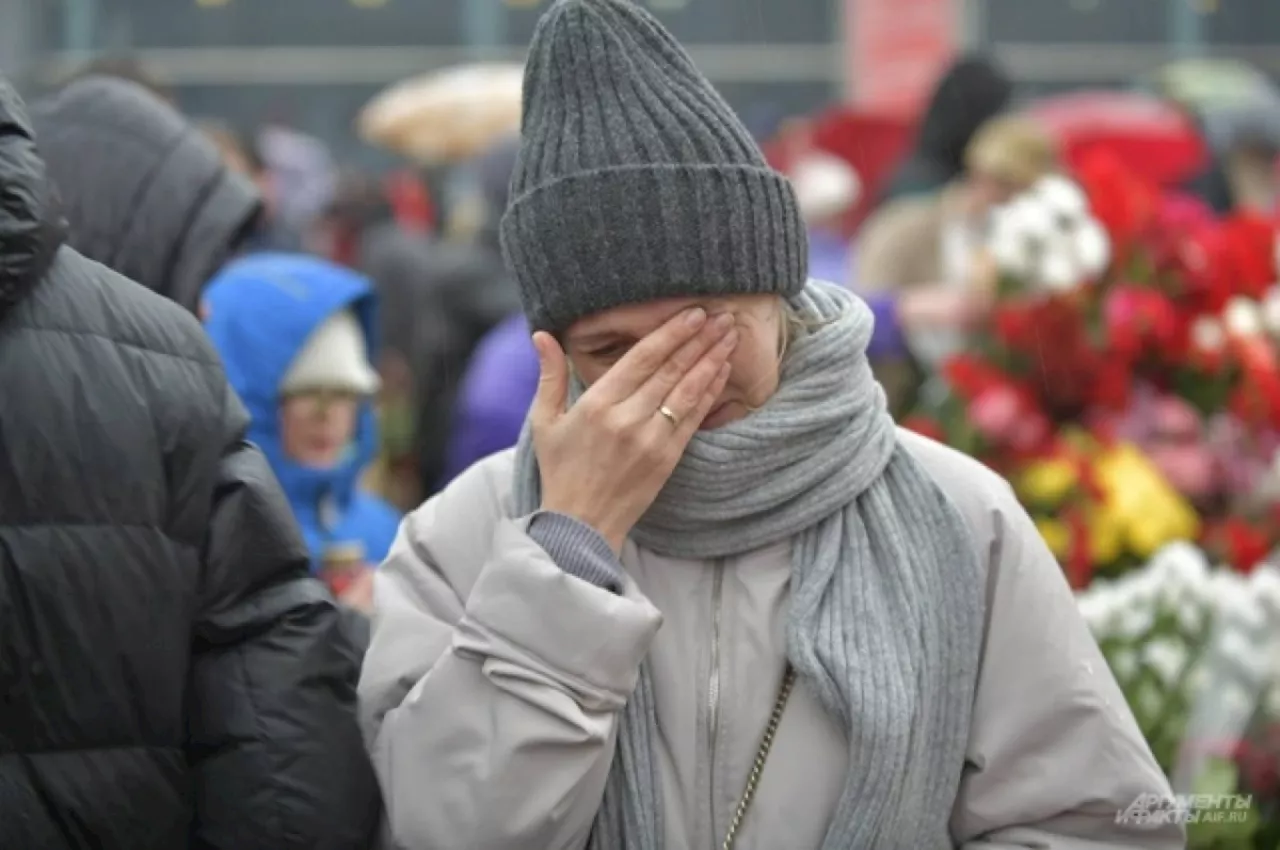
[279, 390, 360, 468]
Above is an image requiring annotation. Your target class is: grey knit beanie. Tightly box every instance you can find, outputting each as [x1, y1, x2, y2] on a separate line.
[501, 0, 808, 333]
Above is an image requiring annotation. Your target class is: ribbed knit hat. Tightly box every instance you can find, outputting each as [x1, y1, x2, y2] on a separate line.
[501, 0, 808, 333]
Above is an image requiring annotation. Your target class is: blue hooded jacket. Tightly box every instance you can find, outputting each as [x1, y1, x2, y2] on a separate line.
[202, 252, 401, 569]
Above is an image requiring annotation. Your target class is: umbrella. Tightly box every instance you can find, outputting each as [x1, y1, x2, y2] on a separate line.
[1140, 59, 1278, 113]
[358, 63, 524, 165]
[1139, 60, 1280, 154]
[1026, 90, 1209, 187]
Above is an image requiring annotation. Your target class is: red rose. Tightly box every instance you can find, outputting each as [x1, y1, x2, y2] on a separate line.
[1185, 214, 1278, 311]
[1103, 286, 1181, 362]
[1178, 226, 1233, 312]
[1091, 363, 1133, 410]
[942, 354, 1008, 400]
[1230, 337, 1280, 428]
[993, 303, 1037, 350]
[1219, 212, 1277, 299]
[1204, 518, 1272, 573]
[1076, 149, 1158, 260]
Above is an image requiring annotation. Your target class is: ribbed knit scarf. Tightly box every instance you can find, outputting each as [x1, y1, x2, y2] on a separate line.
[512, 281, 986, 849]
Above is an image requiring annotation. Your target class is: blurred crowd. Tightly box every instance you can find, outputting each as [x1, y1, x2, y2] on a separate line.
[4, 46, 1278, 605]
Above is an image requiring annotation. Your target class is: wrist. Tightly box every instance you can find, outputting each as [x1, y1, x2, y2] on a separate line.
[539, 502, 626, 554]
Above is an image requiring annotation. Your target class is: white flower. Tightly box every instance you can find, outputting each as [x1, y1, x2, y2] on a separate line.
[1248, 565, 1280, 618]
[1214, 682, 1258, 723]
[1074, 219, 1111, 278]
[1152, 541, 1211, 583]
[1177, 599, 1206, 633]
[1149, 543, 1212, 611]
[1223, 296, 1264, 337]
[1184, 664, 1209, 700]
[989, 212, 1034, 278]
[1079, 584, 1130, 635]
[1261, 286, 1280, 336]
[1212, 575, 1268, 632]
[1109, 647, 1139, 682]
[1038, 251, 1080, 292]
[1134, 680, 1166, 720]
[1077, 593, 1109, 632]
[1115, 602, 1156, 639]
[1191, 316, 1226, 352]
[1036, 175, 1090, 223]
[1142, 638, 1189, 686]
[1125, 567, 1164, 605]
[1216, 629, 1270, 681]
[1012, 197, 1057, 243]
[1207, 568, 1245, 606]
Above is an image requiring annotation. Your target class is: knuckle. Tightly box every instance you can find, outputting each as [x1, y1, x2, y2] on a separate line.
[603, 409, 634, 439]
[657, 357, 686, 385]
[577, 396, 606, 420]
[673, 386, 701, 412]
[636, 428, 667, 456]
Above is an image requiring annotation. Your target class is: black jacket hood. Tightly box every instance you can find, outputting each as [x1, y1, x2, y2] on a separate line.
[29, 76, 262, 313]
[0, 80, 65, 322]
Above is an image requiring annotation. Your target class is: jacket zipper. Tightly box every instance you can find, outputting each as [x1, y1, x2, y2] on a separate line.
[707, 559, 725, 848]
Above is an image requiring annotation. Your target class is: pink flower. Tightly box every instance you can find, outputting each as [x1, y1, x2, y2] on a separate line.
[969, 386, 1023, 445]
[1206, 414, 1276, 498]
[1151, 395, 1204, 441]
[1156, 191, 1216, 234]
[1147, 443, 1217, 500]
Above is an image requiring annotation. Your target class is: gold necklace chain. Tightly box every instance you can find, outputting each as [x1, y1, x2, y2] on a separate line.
[720, 665, 797, 850]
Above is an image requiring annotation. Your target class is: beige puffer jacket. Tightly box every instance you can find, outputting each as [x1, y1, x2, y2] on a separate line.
[359, 431, 1182, 850]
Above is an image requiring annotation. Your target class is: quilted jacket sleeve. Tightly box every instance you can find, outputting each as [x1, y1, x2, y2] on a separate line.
[186, 382, 381, 850]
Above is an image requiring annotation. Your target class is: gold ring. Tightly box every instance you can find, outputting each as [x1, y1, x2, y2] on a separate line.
[658, 405, 679, 427]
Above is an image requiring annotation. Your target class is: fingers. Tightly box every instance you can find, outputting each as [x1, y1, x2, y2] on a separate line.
[658, 329, 738, 424]
[622, 312, 737, 419]
[675, 362, 733, 439]
[530, 332, 569, 428]
[591, 306, 708, 403]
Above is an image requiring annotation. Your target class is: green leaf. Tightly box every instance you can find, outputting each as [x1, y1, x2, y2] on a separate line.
[1194, 758, 1241, 797]
[1185, 799, 1260, 849]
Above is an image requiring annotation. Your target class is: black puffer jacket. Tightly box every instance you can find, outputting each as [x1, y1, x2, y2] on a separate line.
[0, 82, 379, 849]
[29, 75, 262, 314]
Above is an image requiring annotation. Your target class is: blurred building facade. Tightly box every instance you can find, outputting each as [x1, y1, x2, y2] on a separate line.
[1, 0, 1277, 160]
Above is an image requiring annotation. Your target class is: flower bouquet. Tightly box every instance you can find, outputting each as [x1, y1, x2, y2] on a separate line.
[907, 150, 1280, 581]
[1077, 543, 1280, 848]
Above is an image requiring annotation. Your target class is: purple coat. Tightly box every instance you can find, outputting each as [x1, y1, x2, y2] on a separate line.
[442, 313, 540, 483]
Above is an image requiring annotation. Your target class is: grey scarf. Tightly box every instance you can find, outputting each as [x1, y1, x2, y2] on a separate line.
[512, 281, 986, 848]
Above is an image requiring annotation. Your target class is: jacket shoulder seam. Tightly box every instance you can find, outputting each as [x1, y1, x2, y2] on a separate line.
[5, 322, 221, 368]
